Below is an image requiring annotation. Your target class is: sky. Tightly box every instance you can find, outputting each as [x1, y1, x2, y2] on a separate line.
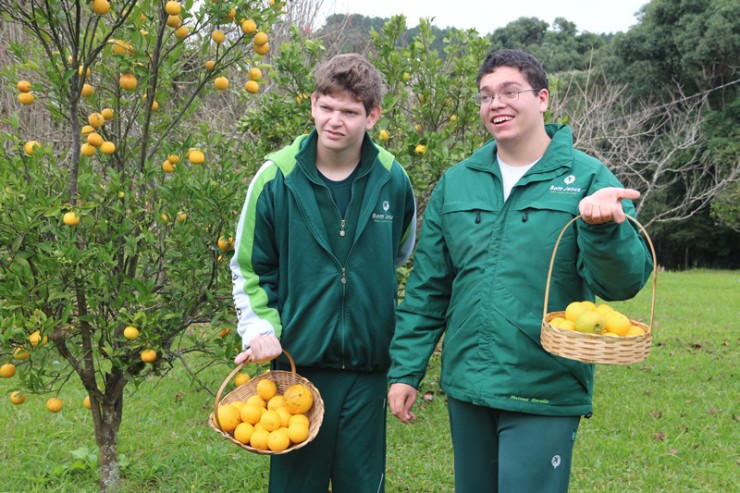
[317, 0, 649, 35]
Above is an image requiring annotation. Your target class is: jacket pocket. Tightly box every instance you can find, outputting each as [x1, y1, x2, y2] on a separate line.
[439, 200, 499, 271]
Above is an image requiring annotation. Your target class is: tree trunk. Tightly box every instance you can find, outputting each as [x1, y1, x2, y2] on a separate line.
[91, 385, 124, 493]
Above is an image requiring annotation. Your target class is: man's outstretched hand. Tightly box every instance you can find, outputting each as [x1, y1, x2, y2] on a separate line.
[579, 187, 640, 224]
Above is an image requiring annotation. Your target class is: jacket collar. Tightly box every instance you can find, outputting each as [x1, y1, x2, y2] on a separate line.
[465, 123, 574, 176]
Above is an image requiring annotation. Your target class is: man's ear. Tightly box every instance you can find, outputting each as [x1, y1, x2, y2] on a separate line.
[366, 105, 382, 129]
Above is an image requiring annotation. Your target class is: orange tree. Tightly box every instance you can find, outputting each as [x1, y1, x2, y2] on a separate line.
[0, 1, 284, 491]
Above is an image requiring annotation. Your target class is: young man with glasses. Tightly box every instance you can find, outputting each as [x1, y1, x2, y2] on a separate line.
[387, 49, 653, 492]
[230, 53, 416, 492]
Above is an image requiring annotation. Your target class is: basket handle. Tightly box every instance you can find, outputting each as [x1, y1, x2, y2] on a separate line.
[542, 215, 658, 330]
[212, 350, 296, 431]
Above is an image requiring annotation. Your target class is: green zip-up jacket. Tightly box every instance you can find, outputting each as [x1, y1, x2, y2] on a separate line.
[388, 124, 654, 416]
[231, 131, 416, 372]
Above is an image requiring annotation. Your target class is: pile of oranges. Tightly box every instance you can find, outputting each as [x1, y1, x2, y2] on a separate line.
[550, 301, 647, 337]
[216, 378, 314, 453]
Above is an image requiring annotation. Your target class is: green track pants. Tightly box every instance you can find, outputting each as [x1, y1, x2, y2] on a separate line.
[268, 367, 387, 493]
[448, 396, 581, 493]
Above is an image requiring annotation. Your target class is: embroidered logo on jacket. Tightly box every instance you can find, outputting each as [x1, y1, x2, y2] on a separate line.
[549, 174, 582, 194]
[372, 200, 394, 223]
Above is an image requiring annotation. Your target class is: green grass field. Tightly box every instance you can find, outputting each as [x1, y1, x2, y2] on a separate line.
[1, 269, 737, 492]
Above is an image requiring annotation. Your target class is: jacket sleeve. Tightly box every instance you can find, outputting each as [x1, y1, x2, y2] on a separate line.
[230, 161, 283, 350]
[395, 170, 417, 267]
[575, 169, 654, 301]
[388, 178, 454, 388]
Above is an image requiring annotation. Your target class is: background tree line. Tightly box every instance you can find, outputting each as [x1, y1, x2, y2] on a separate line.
[317, 0, 739, 269]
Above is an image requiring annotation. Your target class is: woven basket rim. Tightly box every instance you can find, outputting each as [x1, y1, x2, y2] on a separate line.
[209, 351, 324, 454]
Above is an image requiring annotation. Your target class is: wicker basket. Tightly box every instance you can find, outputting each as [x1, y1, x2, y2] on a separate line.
[208, 350, 324, 454]
[541, 215, 657, 365]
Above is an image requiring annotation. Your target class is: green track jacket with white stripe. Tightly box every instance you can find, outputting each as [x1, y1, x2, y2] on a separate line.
[230, 130, 417, 372]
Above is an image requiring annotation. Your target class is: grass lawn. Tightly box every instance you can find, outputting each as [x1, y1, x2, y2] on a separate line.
[1, 269, 737, 492]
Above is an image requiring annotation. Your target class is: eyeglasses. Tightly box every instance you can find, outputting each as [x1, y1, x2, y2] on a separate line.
[473, 89, 540, 105]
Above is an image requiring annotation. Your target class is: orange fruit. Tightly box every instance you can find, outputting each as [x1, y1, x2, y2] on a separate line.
[604, 312, 631, 337]
[24, 140, 40, 155]
[17, 80, 32, 92]
[214, 77, 229, 90]
[140, 349, 157, 363]
[241, 19, 257, 35]
[91, 0, 110, 15]
[212, 30, 225, 44]
[240, 403, 263, 425]
[244, 80, 259, 94]
[248, 67, 263, 81]
[256, 379, 278, 401]
[246, 394, 266, 409]
[0, 363, 16, 378]
[176, 211, 187, 222]
[233, 422, 254, 444]
[166, 15, 181, 28]
[165, 1, 181, 16]
[63, 211, 80, 226]
[288, 422, 309, 444]
[253, 32, 268, 45]
[81, 125, 95, 137]
[87, 132, 104, 147]
[574, 311, 605, 334]
[217, 236, 234, 252]
[18, 92, 35, 105]
[10, 391, 27, 405]
[564, 301, 588, 322]
[205, 60, 216, 71]
[119, 73, 137, 91]
[267, 395, 286, 411]
[162, 159, 175, 173]
[259, 410, 282, 432]
[80, 143, 96, 157]
[174, 25, 189, 39]
[626, 325, 646, 337]
[81, 83, 94, 97]
[188, 149, 205, 164]
[253, 42, 270, 55]
[166, 154, 180, 164]
[234, 373, 251, 386]
[101, 108, 114, 120]
[123, 326, 140, 341]
[249, 428, 270, 450]
[288, 413, 309, 428]
[267, 428, 291, 452]
[100, 141, 116, 154]
[83, 396, 92, 409]
[275, 407, 292, 427]
[46, 397, 63, 413]
[88, 112, 105, 127]
[110, 39, 133, 56]
[216, 404, 241, 432]
[414, 144, 427, 155]
[29, 331, 47, 347]
[283, 384, 313, 414]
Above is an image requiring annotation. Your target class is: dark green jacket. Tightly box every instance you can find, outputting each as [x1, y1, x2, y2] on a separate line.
[388, 124, 653, 416]
[231, 131, 416, 371]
